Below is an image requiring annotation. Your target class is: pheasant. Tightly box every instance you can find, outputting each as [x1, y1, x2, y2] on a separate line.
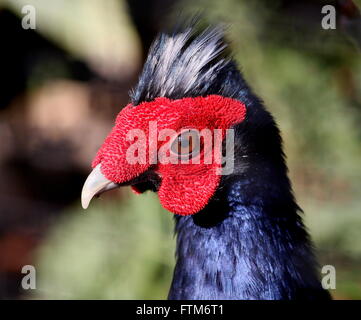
[81, 26, 331, 300]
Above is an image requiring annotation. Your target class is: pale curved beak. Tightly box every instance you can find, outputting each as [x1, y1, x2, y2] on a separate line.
[81, 164, 119, 209]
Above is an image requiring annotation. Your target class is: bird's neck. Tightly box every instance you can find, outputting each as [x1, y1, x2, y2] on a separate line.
[168, 177, 327, 300]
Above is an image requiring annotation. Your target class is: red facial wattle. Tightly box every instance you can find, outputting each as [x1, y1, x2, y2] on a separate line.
[92, 95, 247, 215]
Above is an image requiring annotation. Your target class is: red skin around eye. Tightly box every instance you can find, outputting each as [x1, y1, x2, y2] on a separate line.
[92, 95, 246, 215]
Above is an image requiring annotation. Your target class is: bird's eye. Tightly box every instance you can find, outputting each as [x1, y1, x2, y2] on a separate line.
[170, 129, 200, 158]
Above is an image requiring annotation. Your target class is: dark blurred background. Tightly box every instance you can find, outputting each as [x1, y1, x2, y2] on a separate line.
[0, 0, 360, 299]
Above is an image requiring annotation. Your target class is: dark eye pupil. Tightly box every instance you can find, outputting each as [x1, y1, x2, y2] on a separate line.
[178, 135, 193, 153]
[171, 130, 200, 158]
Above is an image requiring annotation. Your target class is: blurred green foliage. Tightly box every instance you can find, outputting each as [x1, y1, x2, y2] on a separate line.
[34, 191, 175, 299]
